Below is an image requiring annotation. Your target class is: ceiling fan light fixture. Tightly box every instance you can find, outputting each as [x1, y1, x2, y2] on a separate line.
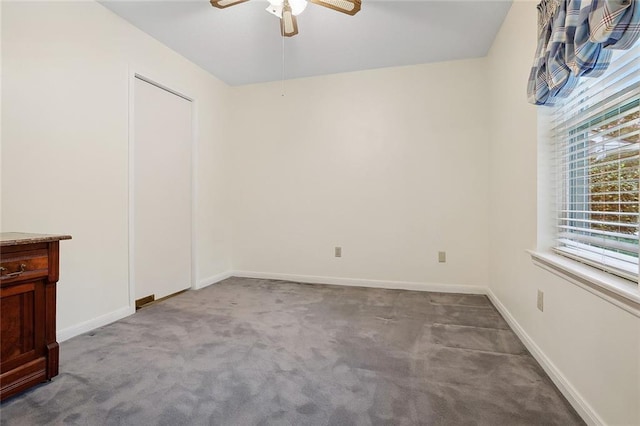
[266, 0, 307, 18]
[209, 0, 250, 9]
[309, 0, 361, 15]
[266, 2, 283, 17]
[280, 1, 299, 37]
[289, 0, 308, 16]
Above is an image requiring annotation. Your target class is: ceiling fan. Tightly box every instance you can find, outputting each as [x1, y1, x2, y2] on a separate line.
[210, 0, 362, 37]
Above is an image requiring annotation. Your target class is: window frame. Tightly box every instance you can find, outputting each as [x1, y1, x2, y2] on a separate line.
[554, 97, 640, 281]
[532, 41, 640, 316]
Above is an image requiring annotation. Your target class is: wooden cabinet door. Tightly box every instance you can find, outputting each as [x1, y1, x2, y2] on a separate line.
[0, 279, 45, 375]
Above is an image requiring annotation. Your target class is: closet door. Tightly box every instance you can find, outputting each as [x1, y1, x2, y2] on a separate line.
[133, 77, 192, 301]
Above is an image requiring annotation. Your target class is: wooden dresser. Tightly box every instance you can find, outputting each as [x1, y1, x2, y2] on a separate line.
[0, 232, 71, 401]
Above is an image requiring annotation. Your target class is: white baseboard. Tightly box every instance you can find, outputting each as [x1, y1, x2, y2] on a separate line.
[195, 270, 234, 290]
[57, 305, 134, 343]
[231, 270, 486, 294]
[486, 289, 602, 426]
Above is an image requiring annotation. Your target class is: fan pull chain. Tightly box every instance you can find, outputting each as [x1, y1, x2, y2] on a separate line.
[281, 32, 285, 97]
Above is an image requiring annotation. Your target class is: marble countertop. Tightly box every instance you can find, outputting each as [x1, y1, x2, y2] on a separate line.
[1, 232, 72, 247]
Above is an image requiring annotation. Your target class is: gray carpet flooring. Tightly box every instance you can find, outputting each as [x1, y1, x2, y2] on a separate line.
[0, 277, 583, 425]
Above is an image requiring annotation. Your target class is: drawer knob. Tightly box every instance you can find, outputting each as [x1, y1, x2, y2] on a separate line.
[0, 264, 26, 279]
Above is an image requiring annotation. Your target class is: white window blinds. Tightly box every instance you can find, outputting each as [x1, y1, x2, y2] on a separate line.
[551, 41, 640, 281]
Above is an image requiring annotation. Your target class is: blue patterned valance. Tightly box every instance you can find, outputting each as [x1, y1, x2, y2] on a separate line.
[528, 0, 640, 106]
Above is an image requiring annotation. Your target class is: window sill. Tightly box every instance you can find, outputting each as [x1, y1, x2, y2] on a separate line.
[528, 250, 640, 318]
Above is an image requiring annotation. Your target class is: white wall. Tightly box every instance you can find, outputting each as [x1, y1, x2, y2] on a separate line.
[1, 1, 233, 335]
[487, 2, 640, 425]
[230, 60, 491, 290]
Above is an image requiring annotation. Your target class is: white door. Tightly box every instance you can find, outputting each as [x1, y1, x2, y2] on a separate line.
[134, 77, 192, 301]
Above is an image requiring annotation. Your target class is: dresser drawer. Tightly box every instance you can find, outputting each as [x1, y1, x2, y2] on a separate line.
[0, 246, 49, 283]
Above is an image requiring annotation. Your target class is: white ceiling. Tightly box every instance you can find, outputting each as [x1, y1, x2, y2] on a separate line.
[100, 0, 513, 86]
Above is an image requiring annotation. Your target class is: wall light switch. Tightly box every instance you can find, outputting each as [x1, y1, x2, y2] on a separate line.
[335, 247, 342, 258]
[438, 251, 446, 263]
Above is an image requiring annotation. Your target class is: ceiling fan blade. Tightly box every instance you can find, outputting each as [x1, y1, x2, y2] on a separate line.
[309, 0, 361, 15]
[210, 0, 250, 9]
[280, 1, 299, 37]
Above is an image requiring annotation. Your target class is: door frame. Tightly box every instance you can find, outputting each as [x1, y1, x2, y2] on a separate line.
[127, 71, 198, 311]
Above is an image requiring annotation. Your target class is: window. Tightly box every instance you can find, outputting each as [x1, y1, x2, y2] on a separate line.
[550, 41, 640, 281]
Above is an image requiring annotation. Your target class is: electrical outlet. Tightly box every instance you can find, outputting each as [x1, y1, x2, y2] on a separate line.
[335, 247, 342, 258]
[537, 290, 544, 312]
[438, 251, 446, 263]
